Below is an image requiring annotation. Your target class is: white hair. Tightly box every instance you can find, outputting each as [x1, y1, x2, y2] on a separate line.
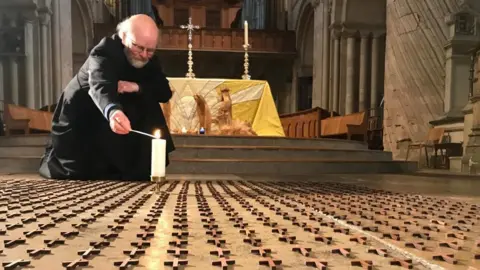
[116, 17, 131, 36]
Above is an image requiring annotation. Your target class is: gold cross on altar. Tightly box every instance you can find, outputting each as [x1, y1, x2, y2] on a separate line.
[180, 17, 200, 78]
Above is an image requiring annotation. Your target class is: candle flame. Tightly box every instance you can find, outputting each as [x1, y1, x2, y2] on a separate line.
[153, 129, 161, 139]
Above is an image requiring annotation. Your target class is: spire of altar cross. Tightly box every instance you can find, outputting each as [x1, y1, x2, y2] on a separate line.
[180, 17, 200, 78]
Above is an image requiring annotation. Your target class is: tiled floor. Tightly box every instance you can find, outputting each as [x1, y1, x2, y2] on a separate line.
[0, 173, 478, 269]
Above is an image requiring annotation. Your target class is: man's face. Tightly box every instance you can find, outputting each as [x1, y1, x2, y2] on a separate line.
[124, 34, 157, 68]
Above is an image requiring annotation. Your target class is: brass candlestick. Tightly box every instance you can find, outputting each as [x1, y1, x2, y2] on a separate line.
[180, 17, 200, 79]
[242, 44, 251, 80]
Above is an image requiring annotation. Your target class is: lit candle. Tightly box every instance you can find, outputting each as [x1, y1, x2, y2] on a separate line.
[151, 129, 166, 178]
[181, 127, 187, 134]
[244, 20, 248, 45]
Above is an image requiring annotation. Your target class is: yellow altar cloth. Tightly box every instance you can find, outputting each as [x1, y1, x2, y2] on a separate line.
[167, 78, 285, 137]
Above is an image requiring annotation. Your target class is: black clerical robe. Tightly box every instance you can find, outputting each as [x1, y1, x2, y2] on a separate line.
[39, 34, 175, 181]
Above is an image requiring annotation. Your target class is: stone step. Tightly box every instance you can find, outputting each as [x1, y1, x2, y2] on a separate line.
[0, 145, 392, 161]
[0, 134, 369, 150]
[168, 158, 417, 175]
[0, 157, 416, 175]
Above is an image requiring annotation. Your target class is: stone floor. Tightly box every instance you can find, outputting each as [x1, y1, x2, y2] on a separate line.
[0, 173, 478, 270]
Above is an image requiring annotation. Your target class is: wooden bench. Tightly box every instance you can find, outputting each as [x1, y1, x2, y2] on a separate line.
[2, 103, 53, 136]
[320, 111, 368, 142]
[280, 107, 331, 138]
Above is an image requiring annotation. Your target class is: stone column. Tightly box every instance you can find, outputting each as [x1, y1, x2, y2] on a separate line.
[310, 0, 324, 108]
[321, 0, 330, 110]
[39, 7, 52, 107]
[332, 30, 341, 113]
[51, 0, 62, 100]
[9, 57, 19, 105]
[58, 0, 73, 92]
[441, 12, 479, 120]
[345, 31, 356, 114]
[291, 60, 298, 113]
[0, 59, 4, 105]
[370, 33, 381, 114]
[359, 32, 369, 111]
[8, 17, 19, 105]
[23, 11, 37, 109]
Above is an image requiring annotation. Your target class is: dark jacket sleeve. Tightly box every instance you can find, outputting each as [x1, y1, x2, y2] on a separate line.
[87, 54, 122, 120]
[138, 58, 173, 103]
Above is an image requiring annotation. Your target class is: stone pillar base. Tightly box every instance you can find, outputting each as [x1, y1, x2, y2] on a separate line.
[462, 127, 480, 174]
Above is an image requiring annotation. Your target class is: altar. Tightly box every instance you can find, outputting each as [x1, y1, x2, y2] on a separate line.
[164, 78, 285, 137]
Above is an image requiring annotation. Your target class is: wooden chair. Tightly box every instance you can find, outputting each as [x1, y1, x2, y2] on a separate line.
[405, 127, 445, 167]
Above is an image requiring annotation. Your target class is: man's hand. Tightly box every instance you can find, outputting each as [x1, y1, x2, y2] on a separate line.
[117, 80, 139, 93]
[109, 110, 131, 135]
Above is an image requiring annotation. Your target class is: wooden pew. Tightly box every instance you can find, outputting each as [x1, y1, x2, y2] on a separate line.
[3, 104, 53, 136]
[280, 107, 331, 138]
[320, 111, 368, 142]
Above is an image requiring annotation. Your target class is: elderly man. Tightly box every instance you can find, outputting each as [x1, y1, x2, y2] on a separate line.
[39, 14, 175, 181]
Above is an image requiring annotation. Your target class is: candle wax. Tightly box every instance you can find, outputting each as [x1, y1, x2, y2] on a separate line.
[151, 137, 166, 177]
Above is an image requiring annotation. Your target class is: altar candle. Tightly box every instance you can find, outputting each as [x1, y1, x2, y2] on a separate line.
[244, 20, 248, 45]
[151, 129, 166, 177]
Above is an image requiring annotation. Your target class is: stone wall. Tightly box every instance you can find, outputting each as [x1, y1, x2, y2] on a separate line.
[476, 54, 480, 94]
[383, 0, 464, 159]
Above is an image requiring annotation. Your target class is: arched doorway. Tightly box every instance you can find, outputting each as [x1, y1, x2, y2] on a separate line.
[71, 0, 95, 74]
[295, 2, 314, 111]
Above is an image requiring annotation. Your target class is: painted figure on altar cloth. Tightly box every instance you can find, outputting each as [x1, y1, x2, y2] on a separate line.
[214, 88, 233, 127]
[38, 14, 175, 181]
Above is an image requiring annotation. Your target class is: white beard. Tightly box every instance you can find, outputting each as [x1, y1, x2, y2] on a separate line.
[124, 48, 148, 68]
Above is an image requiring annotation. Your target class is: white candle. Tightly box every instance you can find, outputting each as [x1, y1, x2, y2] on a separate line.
[244, 20, 248, 45]
[181, 127, 187, 134]
[151, 129, 166, 177]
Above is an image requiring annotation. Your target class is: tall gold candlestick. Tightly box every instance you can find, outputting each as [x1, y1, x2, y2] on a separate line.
[242, 44, 251, 80]
[180, 17, 200, 79]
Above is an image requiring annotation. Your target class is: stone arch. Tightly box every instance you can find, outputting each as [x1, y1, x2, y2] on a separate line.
[73, 0, 95, 54]
[293, 1, 314, 110]
[295, 1, 314, 77]
[71, 0, 95, 73]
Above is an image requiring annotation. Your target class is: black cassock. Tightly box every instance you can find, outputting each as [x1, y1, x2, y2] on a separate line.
[39, 34, 175, 181]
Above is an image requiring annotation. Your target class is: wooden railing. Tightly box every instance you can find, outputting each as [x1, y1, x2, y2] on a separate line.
[158, 27, 295, 53]
[0, 101, 53, 136]
[279, 107, 331, 138]
[94, 24, 296, 54]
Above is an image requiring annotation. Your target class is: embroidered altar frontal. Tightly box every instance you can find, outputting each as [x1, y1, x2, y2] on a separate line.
[166, 78, 285, 136]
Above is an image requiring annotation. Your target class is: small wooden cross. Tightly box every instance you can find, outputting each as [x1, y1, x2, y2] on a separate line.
[305, 259, 328, 269]
[259, 258, 282, 269]
[212, 257, 235, 268]
[169, 239, 188, 247]
[77, 247, 101, 258]
[4, 238, 26, 248]
[113, 258, 139, 269]
[292, 246, 312, 257]
[210, 248, 231, 257]
[251, 247, 272, 257]
[167, 248, 188, 257]
[164, 258, 188, 269]
[62, 259, 89, 269]
[123, 248, 146, 258]
[2, 259, 31, 270]
[27, 248, 51, 257]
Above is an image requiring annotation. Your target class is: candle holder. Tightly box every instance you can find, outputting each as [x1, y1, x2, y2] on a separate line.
[151, 176, 166, 193]
[242, 44, 251, 80]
